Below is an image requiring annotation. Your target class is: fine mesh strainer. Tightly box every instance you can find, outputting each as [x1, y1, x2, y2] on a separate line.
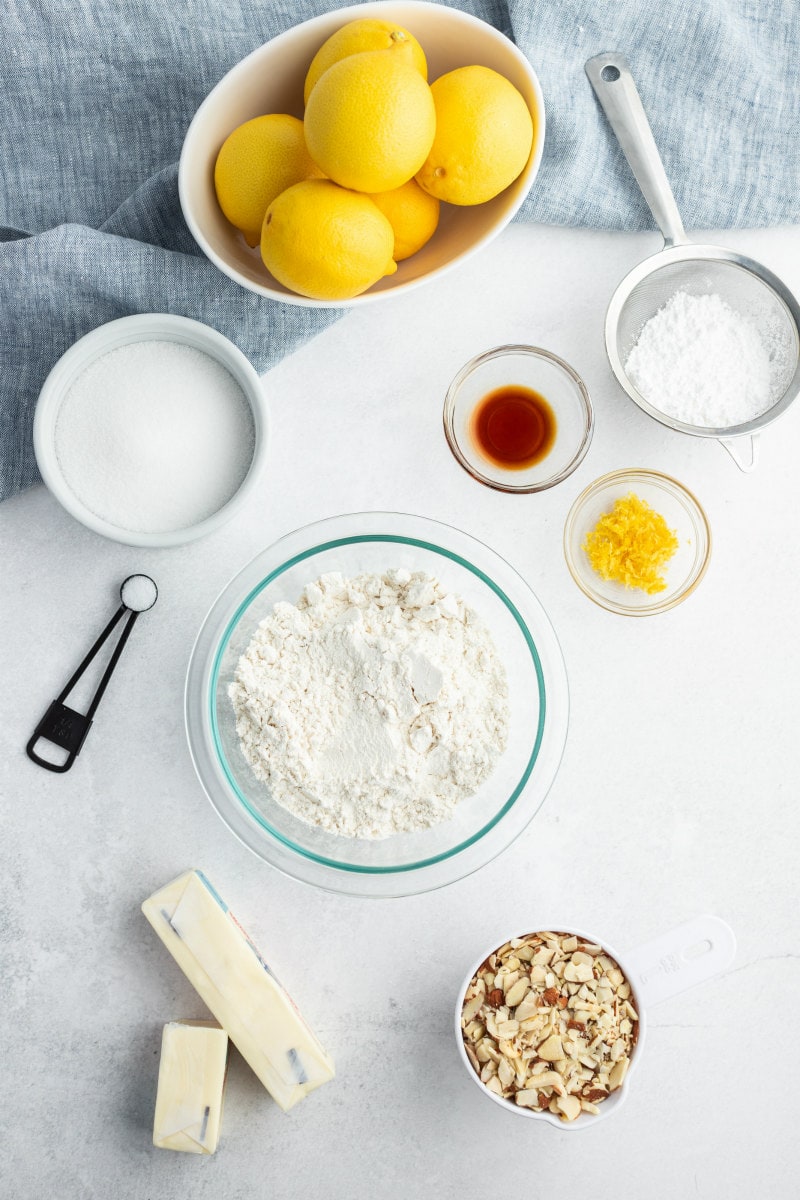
[586, 53, 800, 471]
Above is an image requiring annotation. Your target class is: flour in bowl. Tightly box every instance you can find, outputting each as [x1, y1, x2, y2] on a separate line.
[229, 569, 509, 839]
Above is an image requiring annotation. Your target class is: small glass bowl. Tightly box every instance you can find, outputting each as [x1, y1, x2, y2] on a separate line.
[563, 469, 711, 616]
[443, 345, 594, 493]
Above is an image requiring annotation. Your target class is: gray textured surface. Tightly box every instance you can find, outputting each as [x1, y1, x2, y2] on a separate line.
[2, 221, 799, 1198]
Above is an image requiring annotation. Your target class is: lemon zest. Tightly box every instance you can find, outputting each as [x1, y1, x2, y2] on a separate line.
[583, 492, 679, 594]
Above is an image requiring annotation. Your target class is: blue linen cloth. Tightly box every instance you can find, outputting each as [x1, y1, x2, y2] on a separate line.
[2, 0, 798, 501]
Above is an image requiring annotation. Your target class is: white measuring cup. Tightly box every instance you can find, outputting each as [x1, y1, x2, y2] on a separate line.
[585, 53, 800, 472]
[455, 913, 736, 1129]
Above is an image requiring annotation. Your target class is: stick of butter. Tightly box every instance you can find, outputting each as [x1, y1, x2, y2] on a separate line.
[142, 869, 335, 1111]
[153, 1019, 228, 1154]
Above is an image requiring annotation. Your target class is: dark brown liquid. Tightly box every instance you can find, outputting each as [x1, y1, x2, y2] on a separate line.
[470, 385, 556, 470]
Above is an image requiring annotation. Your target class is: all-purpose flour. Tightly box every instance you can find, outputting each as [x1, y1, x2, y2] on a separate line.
[229, 569, 510, 839]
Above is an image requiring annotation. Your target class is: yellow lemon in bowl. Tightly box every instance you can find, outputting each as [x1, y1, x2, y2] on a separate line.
[304, 48, 436, 194]
[214, 114, 324, 246]
[303, 17, 427, 104]
[416, 66, 534, 206]
[366, 179, 440, 261]
[260, 179, 397, 301]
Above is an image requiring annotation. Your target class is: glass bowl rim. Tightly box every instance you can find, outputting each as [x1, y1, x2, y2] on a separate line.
[443, 344, 594, 494]
[562, 467, 712, 616]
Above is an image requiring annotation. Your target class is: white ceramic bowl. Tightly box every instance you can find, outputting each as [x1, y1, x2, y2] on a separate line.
[178, 0, 546, 307]
[33, 314, 268, 547]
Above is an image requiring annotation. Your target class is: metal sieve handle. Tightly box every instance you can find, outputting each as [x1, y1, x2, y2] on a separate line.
[585, 53, 688, 248]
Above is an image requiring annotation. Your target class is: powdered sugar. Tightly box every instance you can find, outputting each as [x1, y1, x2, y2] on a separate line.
[624, 290, 788, 428]
[229, 569, 509, 839]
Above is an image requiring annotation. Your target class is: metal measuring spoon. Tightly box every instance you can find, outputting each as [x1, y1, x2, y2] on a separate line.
[586, 53, 800, 471]
[26, 574, 158, 773]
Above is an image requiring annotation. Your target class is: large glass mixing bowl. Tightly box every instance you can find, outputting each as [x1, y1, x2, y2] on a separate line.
[185, 513, 569, 896]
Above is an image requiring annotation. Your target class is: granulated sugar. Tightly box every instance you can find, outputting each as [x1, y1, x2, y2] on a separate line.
[55, 340, 255, 532]
[625, 290, 789, 428]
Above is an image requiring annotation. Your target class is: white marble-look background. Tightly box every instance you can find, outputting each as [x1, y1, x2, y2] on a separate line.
[2, 222, 799, 1199]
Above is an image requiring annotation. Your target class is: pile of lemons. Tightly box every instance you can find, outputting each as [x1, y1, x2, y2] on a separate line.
[213, 18, 534, 301]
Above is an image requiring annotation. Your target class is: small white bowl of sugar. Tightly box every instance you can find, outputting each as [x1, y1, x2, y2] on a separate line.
[34, 314, 268, 546]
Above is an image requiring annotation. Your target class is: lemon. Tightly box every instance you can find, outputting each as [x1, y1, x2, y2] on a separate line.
[416, 66, 534, 206]
[260, 179, 397, 300]
[366, 179, 440, 260]
[214, 114, 324, 246]
[304, 49, 436, 193]
[304, 18, 427, 104]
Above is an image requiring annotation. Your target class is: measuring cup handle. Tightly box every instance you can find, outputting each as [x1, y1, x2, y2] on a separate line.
[624, 914, 736, 1008]
[585, 53, 688, 248]
[719, 434, 759, 472]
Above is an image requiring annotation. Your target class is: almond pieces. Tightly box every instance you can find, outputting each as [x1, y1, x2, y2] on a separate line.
[460, 930, 639, 1122]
